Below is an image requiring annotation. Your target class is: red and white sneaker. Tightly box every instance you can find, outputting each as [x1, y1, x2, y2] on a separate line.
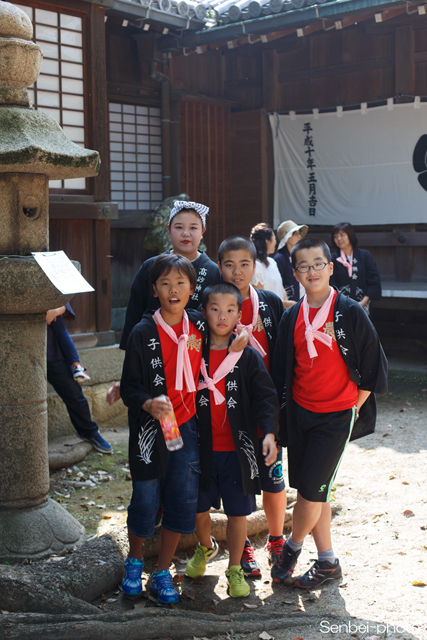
[240, 540, 261, 577]
[72, 364, 90, 382]
[264, 536, 286, 566]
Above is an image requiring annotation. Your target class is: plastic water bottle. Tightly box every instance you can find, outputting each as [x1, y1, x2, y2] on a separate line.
[159, 396, 183, 451]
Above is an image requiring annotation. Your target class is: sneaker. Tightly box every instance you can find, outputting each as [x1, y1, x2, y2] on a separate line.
[226, 565, 250, 598]
[72, 364, 90, 381]
[154, 508, 163, 528]
[122, 557, 144, 597]
[150, 569, 179, 604]
[78, 431, 113, 454]
[271, 542, 301, 584]
[264, 535, 286, 567]
[240, 539, 261, 577]
[186, 537, 219, 578]
[294, 559, 342, 590]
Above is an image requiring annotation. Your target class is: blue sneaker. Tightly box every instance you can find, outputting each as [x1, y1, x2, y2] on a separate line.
[150, 569, 179, 604]
[78, 431, 113, 454]
[122, 557, 144, 596]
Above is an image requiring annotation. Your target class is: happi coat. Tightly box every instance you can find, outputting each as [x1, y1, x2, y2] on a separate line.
[120, 309, 208, 481]
[120, 250, 220, 349]
[271, 291, 388, 446]
[273, 245, 300, 301]
[330, 248, 382, 303]
[251, 289, 285, 355]
[197, 342, 280, 496]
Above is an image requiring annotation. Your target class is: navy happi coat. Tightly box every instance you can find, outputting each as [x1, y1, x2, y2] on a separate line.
[120, 309, 208, 481]
[197, 342, 280, 496]
[271, 291, 388, 446]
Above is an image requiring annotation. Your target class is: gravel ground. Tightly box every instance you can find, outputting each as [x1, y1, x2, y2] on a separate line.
[43, 372, 427, 640]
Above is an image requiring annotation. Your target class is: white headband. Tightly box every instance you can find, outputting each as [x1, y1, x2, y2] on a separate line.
[169, 201, 209, 227]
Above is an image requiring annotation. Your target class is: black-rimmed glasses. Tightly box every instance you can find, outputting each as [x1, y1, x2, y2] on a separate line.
[295, 262, 328, 274]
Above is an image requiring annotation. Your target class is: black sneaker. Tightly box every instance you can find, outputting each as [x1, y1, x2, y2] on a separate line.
[271, 542, 301, 584]
[294, 559, 342, 589]
[240, 540, 261, 577]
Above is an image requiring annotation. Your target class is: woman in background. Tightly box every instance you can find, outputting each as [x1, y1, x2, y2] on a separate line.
[273, 220, 308, 301]
[330, 222, 382, 316]
[250, 223, 289, 303]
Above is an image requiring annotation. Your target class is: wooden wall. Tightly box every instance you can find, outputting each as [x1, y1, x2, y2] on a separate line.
[180, 100, 231, 260]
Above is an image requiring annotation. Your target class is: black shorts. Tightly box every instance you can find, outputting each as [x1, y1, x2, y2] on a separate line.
[196, 451, 257, 517]
[288, 402, 356, 503]
[257, 439, 286, 493]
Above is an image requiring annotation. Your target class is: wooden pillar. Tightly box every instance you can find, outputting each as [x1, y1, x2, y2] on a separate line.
[94, 220, 111, 332]
[395, 25, 415, 98]
[262, 49, 280, 112]
[88, 5, 112, 332]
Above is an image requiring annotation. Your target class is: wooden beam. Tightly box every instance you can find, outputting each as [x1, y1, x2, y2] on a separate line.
[278, 55, 394, 82]
[374, 5, 408, 22]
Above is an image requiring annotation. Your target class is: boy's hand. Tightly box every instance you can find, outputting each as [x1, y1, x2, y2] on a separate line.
[229, 328, 249, 353]
[106, 381, 121, 406]
[143, 395, 173, 420]
[262, 433, 277, 466]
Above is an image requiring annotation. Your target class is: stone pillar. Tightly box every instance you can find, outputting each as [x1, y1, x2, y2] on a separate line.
[0, 2, 100, 561]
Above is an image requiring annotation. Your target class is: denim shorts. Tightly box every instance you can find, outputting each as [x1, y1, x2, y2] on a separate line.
[197, 450, 257, 517]
[127, 416, 200, 538]
[258, 439, 285, 493]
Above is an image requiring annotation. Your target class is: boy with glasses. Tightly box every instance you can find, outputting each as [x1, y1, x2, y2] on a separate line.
[271, 237, 387, 589]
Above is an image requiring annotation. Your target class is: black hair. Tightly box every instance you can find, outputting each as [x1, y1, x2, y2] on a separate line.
[250, 223, 275, 267]
[291, 237, 331, 268]
[149, 253, 197, 290]
[201, 282, 243, 312]
[218, 236, 257, 263]
[331, 222, 358, 250]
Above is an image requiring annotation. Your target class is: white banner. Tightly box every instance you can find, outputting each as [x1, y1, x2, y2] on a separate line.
[269, 102, 427, 227]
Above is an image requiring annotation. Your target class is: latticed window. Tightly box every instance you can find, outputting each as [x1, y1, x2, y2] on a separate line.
[109, 103, 163, 211]
[15, 4, 86, 191]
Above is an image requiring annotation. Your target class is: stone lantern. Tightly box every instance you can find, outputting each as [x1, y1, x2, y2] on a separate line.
[0, 2, 100, 560]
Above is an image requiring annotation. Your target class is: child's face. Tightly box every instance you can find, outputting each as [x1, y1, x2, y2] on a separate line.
[203, 293, 242, 339]
[152, 267, 194, 320]
[218, 250, 256, 296]
[168, 212, 205, 260]
[293, 247, 333, 296]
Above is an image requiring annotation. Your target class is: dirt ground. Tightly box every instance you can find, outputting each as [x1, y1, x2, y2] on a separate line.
[29, 373, 427, 639]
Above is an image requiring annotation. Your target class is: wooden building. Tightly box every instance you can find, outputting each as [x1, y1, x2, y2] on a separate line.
[15, 0, 427, 344]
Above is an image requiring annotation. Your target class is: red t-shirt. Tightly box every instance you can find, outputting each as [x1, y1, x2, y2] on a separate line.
[209, 348, 236, 452]
[293, 292, 358, 413]
[156, 319, 203, 426]
[241, 297, 270, 371]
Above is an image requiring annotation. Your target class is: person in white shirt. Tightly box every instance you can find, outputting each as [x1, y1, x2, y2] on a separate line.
[250, 223, 292, 306]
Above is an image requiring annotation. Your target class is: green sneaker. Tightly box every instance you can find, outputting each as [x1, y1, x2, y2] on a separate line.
[186, 537, 219, 579]
[226, 565, 250, 598]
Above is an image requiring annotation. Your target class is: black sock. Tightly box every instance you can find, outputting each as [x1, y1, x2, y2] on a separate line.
[268, 534, 284, 542]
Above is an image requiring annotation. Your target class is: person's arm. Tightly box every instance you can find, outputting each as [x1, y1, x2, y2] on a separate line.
[262, 433, 277, 466]
[359, 295, 370, 308]
[357, 389, 371, 413]
[253, 282, 264, 290]
[143, 396, 173, 420]
[46, 306, 66, 325]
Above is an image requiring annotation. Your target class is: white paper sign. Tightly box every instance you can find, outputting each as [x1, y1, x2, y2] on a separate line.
[32, 251, 94, 295]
